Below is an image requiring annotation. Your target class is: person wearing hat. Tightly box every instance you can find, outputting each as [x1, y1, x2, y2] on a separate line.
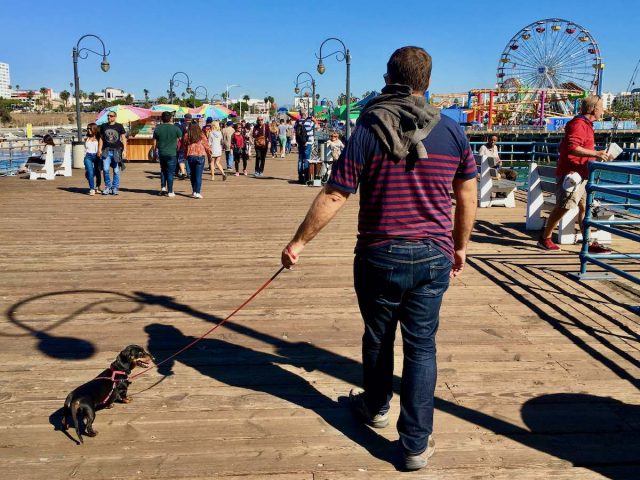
[295, 108, 315, 184]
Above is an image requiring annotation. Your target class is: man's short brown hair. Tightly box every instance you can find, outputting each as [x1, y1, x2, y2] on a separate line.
[386, 46, 432, 92]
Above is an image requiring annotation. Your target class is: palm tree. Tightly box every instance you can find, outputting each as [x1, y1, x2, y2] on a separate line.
[15, 84, 20, 91]
[88, 92, 98, 106]
[59, 90, 71, 109]
[243, 94, 251, 113]
[156, 96, 168, 104]
[125, 94, 133, 104]
[143, 89, 149, 102]
[39, 87, 47, 110]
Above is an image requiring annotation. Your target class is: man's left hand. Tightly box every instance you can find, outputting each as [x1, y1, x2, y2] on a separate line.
[450, 249, 466, 278]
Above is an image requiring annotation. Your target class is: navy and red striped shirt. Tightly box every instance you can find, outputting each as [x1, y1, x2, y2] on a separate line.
[327, 114, 477, 260]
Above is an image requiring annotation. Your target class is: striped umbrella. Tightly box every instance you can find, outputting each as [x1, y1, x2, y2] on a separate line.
[96, 105, 153, 125]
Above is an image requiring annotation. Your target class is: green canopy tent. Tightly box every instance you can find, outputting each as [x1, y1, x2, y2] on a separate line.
[334, 103, 361, 121]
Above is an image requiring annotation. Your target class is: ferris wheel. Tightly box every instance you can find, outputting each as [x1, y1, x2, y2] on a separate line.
[496, 18, 603, 116]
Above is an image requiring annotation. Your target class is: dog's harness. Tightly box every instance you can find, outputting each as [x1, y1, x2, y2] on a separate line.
[94, 368, 128, 406]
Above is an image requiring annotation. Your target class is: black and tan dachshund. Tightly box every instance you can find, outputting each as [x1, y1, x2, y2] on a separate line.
[62, 345, 154, 444]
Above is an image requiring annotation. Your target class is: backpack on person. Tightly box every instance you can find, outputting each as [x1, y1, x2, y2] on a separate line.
[295, 120, 308, 145]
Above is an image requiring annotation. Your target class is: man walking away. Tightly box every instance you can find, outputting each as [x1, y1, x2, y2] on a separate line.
[278, 118, 288, 157]
[537, 95, 612, 253]
[223, 121, 235, 171]
[253, 117, 270, 176]
[98, 111, 127, 195]
[281, 46, 477, 471]
[295, 109, 314, 184]
[153, 111, 182, 197]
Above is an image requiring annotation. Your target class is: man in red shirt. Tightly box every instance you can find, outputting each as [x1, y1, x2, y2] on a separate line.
[538, 95, 612, 252]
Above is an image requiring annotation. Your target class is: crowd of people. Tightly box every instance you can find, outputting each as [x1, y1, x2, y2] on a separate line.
[81, 109, 348, 197]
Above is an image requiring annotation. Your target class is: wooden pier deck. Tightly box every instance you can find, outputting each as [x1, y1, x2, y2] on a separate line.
[0, 158, 638, 479]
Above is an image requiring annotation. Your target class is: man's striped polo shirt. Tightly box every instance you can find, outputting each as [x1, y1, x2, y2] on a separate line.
[327, 114, 477, 260]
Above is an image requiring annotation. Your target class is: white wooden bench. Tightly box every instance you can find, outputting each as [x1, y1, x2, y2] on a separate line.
[54, 144, 72, 177]
[28, 145, 55, 180]
[476, 154, 517, 208]
[526, 162, 613, 244]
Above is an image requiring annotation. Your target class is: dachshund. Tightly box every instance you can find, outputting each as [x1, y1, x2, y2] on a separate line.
[62, 345, 154, 444]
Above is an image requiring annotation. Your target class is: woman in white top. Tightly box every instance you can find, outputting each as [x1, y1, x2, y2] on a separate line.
[84, 123, 101, 195]
[207, 121, 226, 181]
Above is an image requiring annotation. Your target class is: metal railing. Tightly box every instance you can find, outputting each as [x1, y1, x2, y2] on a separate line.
[0, 139, 38, 176]
[469, 141, 640, 166]
[576, 161, 640, 286]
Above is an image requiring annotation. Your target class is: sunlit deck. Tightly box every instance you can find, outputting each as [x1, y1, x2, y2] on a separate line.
[0, 157, 638, 479]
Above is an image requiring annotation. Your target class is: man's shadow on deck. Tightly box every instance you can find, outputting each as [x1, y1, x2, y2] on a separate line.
[143, 322, 397, 465]
[136, 291, 639, 478]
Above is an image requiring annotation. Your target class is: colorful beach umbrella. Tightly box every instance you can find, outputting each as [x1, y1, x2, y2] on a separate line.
[193, 104, 229, 120]
[96, 105, 153, 125]
[151, 104, 191, 116]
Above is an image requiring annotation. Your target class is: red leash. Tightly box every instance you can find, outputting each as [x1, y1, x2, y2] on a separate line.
[130, 266, 285, 381]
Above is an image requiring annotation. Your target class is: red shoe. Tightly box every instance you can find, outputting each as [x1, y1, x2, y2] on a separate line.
[588, 242, 612, 254]
[537, 237, 560, 251]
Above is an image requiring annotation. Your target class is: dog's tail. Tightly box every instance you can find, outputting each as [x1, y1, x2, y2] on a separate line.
[70, 400, 83, 444]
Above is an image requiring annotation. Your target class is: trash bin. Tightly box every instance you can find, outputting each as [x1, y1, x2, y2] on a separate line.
[72, 141, 85, 169]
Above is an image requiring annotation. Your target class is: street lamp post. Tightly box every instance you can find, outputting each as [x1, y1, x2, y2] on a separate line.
[316, 37, 351, 139]
[294, 72, 316, 115]
[169, 72, 192, 104]
[72, 34, 110, 143]
[225, 84, 240, 108]
[72, 34, 110, 169]
[193, 85, 208, 104]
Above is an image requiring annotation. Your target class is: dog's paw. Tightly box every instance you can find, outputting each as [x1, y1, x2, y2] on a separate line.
[106, 403, 115, 409]
[121, 397, 132, 404]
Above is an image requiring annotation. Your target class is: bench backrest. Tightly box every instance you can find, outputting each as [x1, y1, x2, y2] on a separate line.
[536, 165, 557, 193]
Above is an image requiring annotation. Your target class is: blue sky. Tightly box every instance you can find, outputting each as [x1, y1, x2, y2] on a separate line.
[1, 0, 638, 105]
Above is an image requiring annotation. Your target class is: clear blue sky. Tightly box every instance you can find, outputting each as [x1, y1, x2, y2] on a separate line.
[1, 0, 638, 105]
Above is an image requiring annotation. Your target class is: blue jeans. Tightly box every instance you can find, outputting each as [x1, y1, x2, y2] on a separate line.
[84, 153, 101, 190]
[353, 240, 451, 455]
[102, 150, 120, 190]
[159, 154, 177, 193]
[297, 143, 312, 183]
[225, 150, 233, 169]
[187, 155, 205, 194]
[286, 138, 292, 154]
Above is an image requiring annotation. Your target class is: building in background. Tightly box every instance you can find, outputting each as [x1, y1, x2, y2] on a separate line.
[613, 89, 640, 109]
[0, 62, 11, 99]
[103, 87, 134, 101]
[601, 92, 616, 111]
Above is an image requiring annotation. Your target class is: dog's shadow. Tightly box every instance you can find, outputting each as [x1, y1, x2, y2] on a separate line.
[48, 407, 80, 445]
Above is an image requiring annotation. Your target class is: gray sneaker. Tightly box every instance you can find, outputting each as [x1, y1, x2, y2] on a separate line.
[348, 388, 389, 428]
[102, 188, 111, 195]
[111, 188, 119, 195]
[403, 435, 436, 471]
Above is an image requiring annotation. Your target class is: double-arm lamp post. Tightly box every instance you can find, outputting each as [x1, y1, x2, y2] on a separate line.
[169, 72, 192, 104]
[72, 34, 110, 143]
[193, 85, 208, 104]
[316, 37, 351, 139]
[294, 72, 316, 115]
